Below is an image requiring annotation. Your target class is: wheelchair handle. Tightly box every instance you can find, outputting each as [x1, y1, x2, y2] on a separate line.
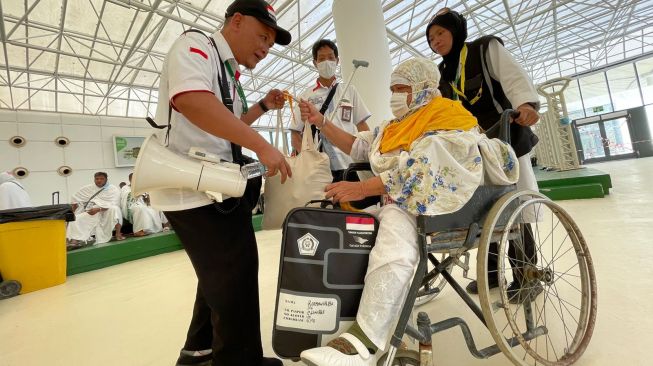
[484, 109, 518, 145]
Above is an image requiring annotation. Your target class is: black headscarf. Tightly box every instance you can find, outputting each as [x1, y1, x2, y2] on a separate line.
[425, 10, 468, 83]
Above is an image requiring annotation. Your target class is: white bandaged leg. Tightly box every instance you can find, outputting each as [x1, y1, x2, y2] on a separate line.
[356, 204, 419, 351]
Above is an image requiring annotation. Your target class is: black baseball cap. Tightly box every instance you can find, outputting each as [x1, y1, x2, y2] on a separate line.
[225, 0, 292, 46]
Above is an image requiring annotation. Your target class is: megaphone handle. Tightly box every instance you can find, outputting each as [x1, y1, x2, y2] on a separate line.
[205, 191, 224, 202]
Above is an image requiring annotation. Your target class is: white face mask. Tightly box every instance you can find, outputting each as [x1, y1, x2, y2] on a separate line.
[316, 60, 337, 79]
[390, 92, 410, 118]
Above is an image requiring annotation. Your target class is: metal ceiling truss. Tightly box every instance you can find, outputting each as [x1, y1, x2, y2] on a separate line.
[1, 0, 653, 129]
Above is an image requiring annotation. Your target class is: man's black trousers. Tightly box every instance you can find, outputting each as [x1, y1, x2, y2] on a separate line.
[487, 223, 538, 280]
[165, 200, 263, 366]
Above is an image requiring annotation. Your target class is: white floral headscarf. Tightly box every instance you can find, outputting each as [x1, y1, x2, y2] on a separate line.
[390, 57, 442, 112]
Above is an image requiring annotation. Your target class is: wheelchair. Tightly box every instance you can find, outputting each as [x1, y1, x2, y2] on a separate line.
[340, 110, 597, 366]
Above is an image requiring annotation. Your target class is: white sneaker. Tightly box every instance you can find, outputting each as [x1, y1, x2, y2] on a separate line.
[300, 333, 380, 366]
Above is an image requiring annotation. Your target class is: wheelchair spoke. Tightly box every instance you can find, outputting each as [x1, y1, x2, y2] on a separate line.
[544, 292, 574, 355]
[552, 265, 584, 296]
[549, 281, 573, 352]
[547, 234, 574, 265]
[478, 191, 596, 366]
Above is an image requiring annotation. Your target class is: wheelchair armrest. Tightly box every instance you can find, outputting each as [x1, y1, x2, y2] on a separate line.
[343, 163, 372, 178]
[341, 163, 380, 211]
[416, 185, 516, 233]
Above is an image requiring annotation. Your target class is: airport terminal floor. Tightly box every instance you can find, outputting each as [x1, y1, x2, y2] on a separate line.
[0, 157, 651, 366]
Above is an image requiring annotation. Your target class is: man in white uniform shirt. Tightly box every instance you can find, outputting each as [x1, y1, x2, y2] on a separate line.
[290, 39, 372, 182]
[148, 1, 291, 365]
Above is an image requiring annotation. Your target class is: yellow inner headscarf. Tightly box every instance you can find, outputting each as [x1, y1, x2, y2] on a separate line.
[380, 96, 477, 153]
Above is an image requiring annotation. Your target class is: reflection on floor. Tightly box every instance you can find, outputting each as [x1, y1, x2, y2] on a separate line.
[0, 157, 651, 366]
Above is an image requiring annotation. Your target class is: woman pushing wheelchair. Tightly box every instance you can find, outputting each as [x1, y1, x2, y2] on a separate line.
[297, 57, 520, 366]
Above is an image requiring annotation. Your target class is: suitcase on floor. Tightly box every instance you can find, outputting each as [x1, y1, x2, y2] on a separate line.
[272, 203, 379, 360]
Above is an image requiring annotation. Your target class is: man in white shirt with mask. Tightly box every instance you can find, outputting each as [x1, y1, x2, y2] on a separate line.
[290, 39, 372, 182]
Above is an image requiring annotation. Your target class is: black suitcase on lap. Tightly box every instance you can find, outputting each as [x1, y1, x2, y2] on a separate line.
[272, 205, 379, 360]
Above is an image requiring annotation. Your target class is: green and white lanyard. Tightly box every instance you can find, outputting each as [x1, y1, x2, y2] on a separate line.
[223, 60, 249, 114]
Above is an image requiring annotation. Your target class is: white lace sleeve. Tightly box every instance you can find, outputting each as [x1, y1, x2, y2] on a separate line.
[350, 130, 375, 162]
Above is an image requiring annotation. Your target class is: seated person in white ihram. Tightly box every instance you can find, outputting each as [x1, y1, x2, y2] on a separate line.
[0, 172, 32, 210]
[66, 171, 124, 247]
[120, 172, 169, 236]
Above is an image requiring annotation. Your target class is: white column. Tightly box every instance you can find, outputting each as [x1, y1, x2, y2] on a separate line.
[332, 0, 393, 129]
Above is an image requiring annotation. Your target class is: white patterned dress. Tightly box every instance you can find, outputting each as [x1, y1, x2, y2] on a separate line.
[348, 123, 519, 349]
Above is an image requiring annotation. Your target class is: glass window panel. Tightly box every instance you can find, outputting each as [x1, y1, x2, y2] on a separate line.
[58, 93, 84, 114]
[579, 73, 612, 117]
[31, 0, 62, 27]
[577, 123, 605, 160]
[562, 79, 585, 120]
[58, 79, 84, 94]
[84, 96, 105, 115]
[148, 103, 157, 117]
[603, 118, 634, 156]
[107, 98, 127, 116]
[30, 51, 57, 73]
[0, 86, 13, 108]
[128, 99, 148, 117]
[29, 91, 56, 111]
[606, 64, 642, 111]
[12, 88, 30, 110]
[636, 57, 653, 104]
[645, 105, 653, 140]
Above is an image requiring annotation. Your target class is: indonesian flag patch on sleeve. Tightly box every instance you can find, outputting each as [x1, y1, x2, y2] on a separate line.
[189, 47, 208, 60]
[346, 216, 375, 232]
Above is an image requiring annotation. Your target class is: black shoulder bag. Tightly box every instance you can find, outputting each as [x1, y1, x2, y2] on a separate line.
[310, 83, 338, 152]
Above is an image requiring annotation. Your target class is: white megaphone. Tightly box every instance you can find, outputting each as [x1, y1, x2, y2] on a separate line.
[132, 135, 249, 203]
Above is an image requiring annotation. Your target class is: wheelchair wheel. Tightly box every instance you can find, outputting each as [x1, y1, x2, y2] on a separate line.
[414, 253, 449, 306]
[0, 280, 22, 300]
[377, 349, 420, 366]
[477, 190, 597, 366]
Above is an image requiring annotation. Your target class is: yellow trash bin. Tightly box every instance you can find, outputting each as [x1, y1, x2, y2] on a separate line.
[0, 205, 74, 294]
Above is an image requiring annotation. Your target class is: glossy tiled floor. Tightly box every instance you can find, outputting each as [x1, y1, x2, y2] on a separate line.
[1, 157, 652, 366]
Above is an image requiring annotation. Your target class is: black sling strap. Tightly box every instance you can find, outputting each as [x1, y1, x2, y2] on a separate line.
[82, 187, 106, 211]
[9, 181, 24, 191]
[310, 83, 338, 152]
[479, 44, 505, 115]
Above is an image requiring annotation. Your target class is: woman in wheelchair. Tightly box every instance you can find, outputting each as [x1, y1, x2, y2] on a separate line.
[298, 57, 520, 366]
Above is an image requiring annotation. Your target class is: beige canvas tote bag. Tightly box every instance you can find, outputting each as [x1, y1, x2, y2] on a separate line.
[262, 112, 332, 229]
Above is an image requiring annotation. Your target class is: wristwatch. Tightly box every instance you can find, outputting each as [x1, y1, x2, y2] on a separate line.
[258, 100, 269, 113]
